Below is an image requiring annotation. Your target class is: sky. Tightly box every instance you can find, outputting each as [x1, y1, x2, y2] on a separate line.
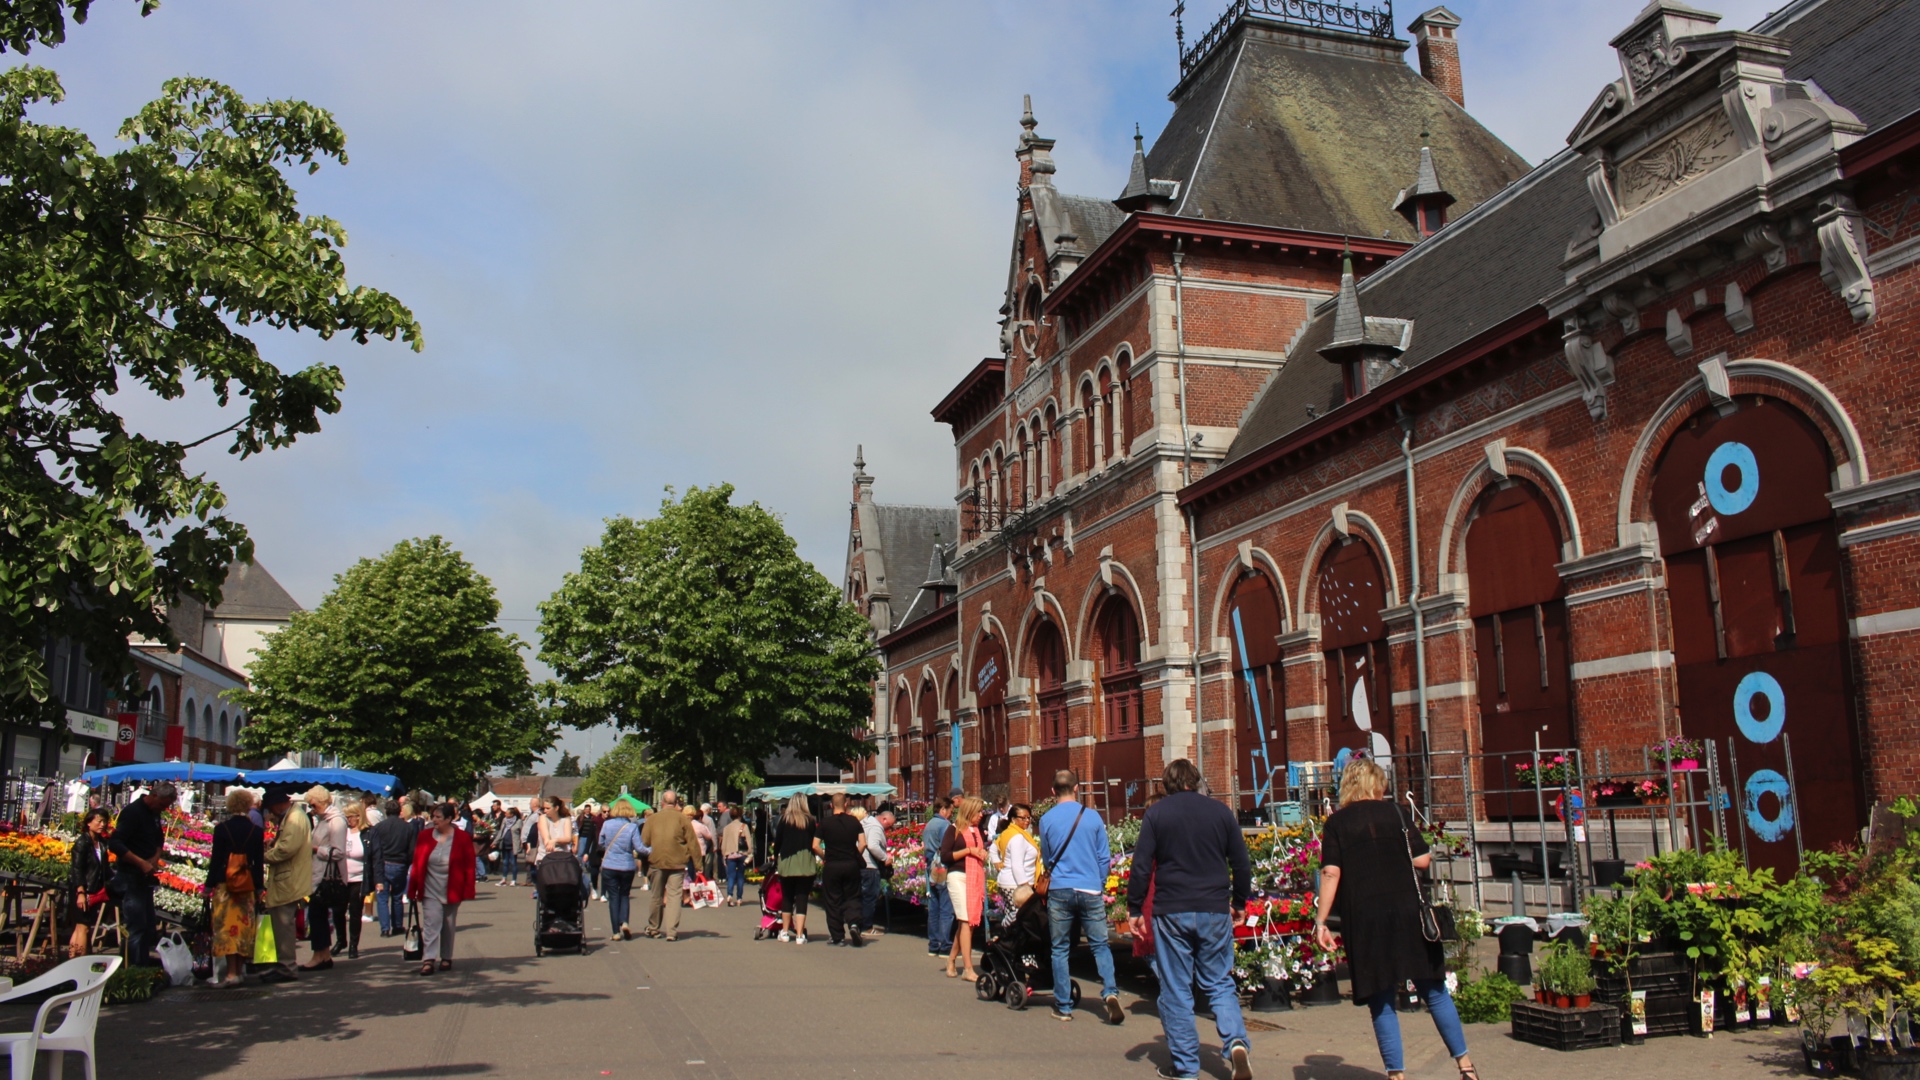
[30, 0, 1781, 767]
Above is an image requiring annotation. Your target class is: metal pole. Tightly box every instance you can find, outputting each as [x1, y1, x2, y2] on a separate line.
[1534, 732, 1551, 917]
[1726, 739, 1749, 869]
[1782, 731, 1806, 869]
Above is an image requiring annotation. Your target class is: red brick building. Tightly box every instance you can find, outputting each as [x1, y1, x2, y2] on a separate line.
[846, 0, 1920, 868]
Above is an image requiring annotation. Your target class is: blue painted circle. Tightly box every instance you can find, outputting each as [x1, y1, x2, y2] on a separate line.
[1705, 441, 1760, 515]
[1744, 769, 1794, 843]
[1733, 671, 1786, 744]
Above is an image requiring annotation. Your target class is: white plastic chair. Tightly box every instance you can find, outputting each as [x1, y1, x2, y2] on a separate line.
[0, 954, 121, 1080]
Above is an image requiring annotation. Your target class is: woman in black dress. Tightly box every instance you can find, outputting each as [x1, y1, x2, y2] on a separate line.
[1312, 759, 1477, 1080]
[67, 808, 113, 956]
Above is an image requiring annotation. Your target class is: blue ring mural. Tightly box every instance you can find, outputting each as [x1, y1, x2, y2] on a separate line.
[1733, 671, 1786, 745]
[1744, 768, 1794, 842]
[1704, 441, 1760, 515]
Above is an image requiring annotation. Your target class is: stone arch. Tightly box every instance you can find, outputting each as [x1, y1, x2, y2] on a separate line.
[1437, 446, 1585, 582]
[1013, 589, 1075, 670]
[1208, 542, 1292, 645]
[1075, 558, 1151, 652]
[1618, 358, 1867, 547]
[1295, 512, 1401, 627]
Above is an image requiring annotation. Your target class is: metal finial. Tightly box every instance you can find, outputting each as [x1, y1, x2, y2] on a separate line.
[1172, 1, 1186, 56]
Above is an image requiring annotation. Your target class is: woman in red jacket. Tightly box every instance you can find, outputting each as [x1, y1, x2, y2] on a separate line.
[407, 802, 477, 975]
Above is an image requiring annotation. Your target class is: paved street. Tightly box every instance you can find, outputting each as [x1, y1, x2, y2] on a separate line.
[88, 884, 1805, 1080]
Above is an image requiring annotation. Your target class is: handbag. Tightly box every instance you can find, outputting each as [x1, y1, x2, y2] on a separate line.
[1032, 805, 1088, 899]
[253, 915, 277, 965]
[402, 903, 424, 961]
[1400, 800, 1458, 943]
[314, 853, 348, 909]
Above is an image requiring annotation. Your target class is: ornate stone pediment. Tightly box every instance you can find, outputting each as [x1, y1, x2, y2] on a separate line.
[1613, 107, 1739, 213]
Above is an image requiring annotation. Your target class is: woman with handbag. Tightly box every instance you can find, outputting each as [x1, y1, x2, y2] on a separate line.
[1313, 759, 1477, 1080]
[596, 801, 646, 939]
[303, 786, 349, 972]
[721, 810, 753, 907]
[207, 789, 265, 986]
[407, 802, 477, 975]
[773, 793, 820, 944]
[66, 808, 113, 957]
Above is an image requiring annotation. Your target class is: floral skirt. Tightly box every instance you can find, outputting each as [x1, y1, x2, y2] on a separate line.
[210, 884, 255, 959]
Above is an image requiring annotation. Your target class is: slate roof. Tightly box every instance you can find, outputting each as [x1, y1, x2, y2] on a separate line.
[1762, 0, 1920, 131]
[871, 504, 955, 633]
[211, 561, 302, 621]
[1139, 18, 1531, 242]
[1060, 194, 1128, 253]
[1220, 0, 1919, 470]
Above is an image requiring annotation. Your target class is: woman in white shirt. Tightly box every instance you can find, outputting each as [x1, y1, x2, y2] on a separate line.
[992, 803, 1042, 908]
[536, 796, 576, 863]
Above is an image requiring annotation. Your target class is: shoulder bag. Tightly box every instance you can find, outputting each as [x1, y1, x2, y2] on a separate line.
[402, 903, 424, 961]
[314, 852, 348, 909]
[1400, 801, 1457, 943]
[1032, 805, 1087, 899]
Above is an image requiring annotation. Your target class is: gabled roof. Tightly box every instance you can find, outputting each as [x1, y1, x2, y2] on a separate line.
[1141, 16, 1529, 241]
[870, 504, 954, 633]
[212, 561, 302, 621]
[1059, 194, 1128, 254]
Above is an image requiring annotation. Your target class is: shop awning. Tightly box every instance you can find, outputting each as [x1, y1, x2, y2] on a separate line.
[82, 762, 245, 786]
[744, 782, 896, 802]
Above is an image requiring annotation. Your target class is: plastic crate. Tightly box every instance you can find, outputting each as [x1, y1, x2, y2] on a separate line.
[1511, 1001, 1623, 1051]
[1594, 953, 1692, 1038]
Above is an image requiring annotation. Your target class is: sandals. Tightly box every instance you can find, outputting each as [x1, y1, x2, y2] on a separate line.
[418, 962, 436, 976]
[1459, 1069, 1480, 1080]
[439, 960, 453, 971]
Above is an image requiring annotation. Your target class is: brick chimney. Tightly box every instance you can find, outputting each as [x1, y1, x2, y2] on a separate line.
[1409, 7, 1465, 107]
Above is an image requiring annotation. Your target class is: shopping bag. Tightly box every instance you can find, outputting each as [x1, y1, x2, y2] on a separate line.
[254, 916, 277, 965]
[157, 932, 195, 986]
[402, 905, 424, 962]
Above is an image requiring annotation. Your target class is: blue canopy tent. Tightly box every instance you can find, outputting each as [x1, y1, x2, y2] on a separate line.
[82, 762, 244, 786]
[743, 781, 895, 802]
[244, 768, 403, 795]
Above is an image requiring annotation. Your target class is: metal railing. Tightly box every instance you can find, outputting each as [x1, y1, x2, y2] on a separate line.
[1181, 0, 1395, 78]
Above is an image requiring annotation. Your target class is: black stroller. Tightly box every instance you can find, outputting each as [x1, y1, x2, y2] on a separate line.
[533, 855, 585, 956]
[974, 890, 1080, 1010]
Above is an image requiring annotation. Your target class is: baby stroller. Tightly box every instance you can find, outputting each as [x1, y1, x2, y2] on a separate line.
[974, 889, 1080, 1010]
[752, 868, 784, 941]
[533, 855, 585, 956]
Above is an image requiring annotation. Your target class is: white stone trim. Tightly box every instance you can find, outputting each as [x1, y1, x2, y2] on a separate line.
[1068, 736, 1099, 748]
[1392, 681, 1473, 706]
[1565, 577, 1665, 606]
[1868, 234, 1920, 277]
[1840, 516, 1920, 547]
[1830, 469, 1920, 511]
[1571, 650, 1673, 680]
[1284, 704, 1326, 721]
[1853, 607, 1920, 639]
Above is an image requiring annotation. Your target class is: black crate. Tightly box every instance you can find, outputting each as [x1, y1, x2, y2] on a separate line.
[1511, 1001, 1623, 1051]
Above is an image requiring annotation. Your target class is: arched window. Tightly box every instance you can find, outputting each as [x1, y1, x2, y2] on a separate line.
[183, 700, 197, 747]
[1650, 398, 1857, 873]
[918, 679, 941, 794]
[1318, 539, 1393, 763]
[1096, 600, 1142, 740]
[1112, 352, 1133, 460]
[1465, 482, 1572, 818]
[1028, 619, 1070, 792]
[1097, 370, 1115, 464]
[974, 636, 1009, 789]
[1042, 405, 1059, 497]
[1228, 569, 1287, 810]
[893, 684, 916, 797]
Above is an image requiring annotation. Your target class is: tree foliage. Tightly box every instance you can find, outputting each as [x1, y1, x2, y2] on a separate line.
[573, 735, 667, 806]
[553, 751, 582, 778]
[0, 11, 421, 718]
[233, 537, 549, 795]
[539, 485, 877, 792]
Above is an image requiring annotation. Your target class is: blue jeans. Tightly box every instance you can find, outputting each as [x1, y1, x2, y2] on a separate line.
[926, 874, 954, 952]
[1048, 889, 1118, 1014]
[602, 868, 636, 933]
[859, 867, 882, 929]
[724, 858, 746, 901]
[498, 849, 517, 883]
[1152, 912, 1249, 1077]
[376, 862, 409, 935]
[1367, 980, 1469, 1072]
[116, 871, 157, 966]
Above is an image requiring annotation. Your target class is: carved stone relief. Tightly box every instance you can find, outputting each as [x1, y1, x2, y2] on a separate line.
[1620, 26, 1677, 94]
[1816, 193, 1876, 322]
[1613, 107, 1740, 213]
[1561, 316, 1616, 420]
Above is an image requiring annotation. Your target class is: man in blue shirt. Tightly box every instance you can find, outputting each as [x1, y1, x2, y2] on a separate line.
[922, 797, 954, 956]
[1127, 759, 1253, 1080]
[1037, 769, 1122, 1024]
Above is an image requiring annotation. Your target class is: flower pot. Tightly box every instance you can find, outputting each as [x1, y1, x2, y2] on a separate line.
[1299, 974, 1342, 1006]
[1555, 994, 1572, 1008]
[1591, 858, 1628, 887]
[1675, 758, 1701, 771]
[1861, 1049, 1920, 1080]
[1249, 977, 1293, 1013]
[1536, 988, 1550, 1003]
[1639, 795, 1668, 806]
[1573, 994, 1592, 1008]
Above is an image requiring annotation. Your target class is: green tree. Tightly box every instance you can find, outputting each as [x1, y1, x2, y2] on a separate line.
[553, 751, 582, 778]
[573, 734, 667, 806]
[0, 4, 422, 719]
[540, 485, 877, 791]
[234, 537, 550, 794]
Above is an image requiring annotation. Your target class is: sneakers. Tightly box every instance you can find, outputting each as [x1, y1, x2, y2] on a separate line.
[777, 930, 793, 943]
[1104, 994, 1126, 1025]
[795, 933, 808, 945]
[1053, 1009, 1074, 1022]
[1156, 1068, 1198, 1080]
[1228, 1040, 1253, 1080]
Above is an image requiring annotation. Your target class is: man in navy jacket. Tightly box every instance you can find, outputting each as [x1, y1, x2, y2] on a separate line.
[1126, 759, 1253, 1080]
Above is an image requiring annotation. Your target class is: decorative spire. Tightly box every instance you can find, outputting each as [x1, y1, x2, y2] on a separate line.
[1391, 138, 1457, 238]
[853, 445, 871, 487]
[1114, 121, 1179, 214]
[1318, 238, 1404, 401]
[1327, 240, 1367, 350]
[1020, 94, 1039, 146]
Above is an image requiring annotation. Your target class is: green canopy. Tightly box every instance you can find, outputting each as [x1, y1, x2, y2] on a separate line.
[744, 781, 896, 803]
[612, 792, 651, 814]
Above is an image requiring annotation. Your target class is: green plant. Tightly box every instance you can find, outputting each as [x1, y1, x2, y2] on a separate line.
[104, 965, 165, 1005]
[1443, 907, 1487, 973]
[1451, 969, 1526, 1023]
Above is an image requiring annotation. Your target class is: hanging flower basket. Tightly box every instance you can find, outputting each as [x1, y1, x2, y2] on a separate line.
[1513, 755, 1572, 789]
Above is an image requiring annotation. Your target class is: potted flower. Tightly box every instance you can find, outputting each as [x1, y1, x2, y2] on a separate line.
[1590, 780, 1639, 808]
[1651, 736, 1704, 771]
[1634, 778, 1668, 805]
[1513, 755, 1572, 790]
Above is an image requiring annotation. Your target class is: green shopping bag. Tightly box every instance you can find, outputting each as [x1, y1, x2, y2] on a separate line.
[254, 916, 277, 965]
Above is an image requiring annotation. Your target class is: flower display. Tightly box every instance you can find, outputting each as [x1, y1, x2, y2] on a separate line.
[1513, 755, 1571, 788]
[1634, 778, 1667, 799]
[1650, 736, 1704, 765]
[0, 832, 71, 883]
